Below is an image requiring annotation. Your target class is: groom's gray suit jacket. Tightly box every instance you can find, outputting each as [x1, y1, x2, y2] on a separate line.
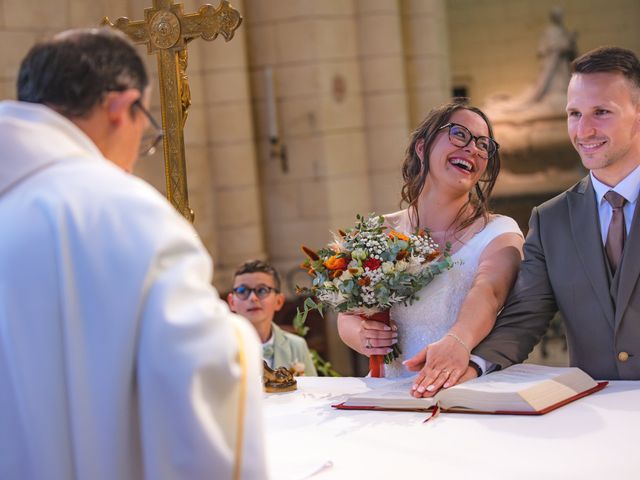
[474, 175, 640, 380]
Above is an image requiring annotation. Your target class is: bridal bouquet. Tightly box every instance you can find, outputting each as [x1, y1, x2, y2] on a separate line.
[295, 213, 452, 377]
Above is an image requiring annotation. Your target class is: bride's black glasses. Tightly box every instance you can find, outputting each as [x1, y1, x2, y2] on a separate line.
[439, 123, 499, 160]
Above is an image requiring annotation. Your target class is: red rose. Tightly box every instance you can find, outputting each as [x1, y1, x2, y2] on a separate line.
[363, 257, 382, 270]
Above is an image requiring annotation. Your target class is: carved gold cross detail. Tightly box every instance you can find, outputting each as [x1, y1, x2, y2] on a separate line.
[103, 0, 242, 222]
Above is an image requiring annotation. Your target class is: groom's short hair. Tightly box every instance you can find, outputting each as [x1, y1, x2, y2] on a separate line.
[571, 47, 640, 96]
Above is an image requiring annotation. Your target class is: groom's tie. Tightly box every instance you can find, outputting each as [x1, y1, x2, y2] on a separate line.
[604, 190, 627, 274]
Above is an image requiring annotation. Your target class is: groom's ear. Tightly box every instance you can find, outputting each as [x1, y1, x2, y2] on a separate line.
[631, 102, 640, 138]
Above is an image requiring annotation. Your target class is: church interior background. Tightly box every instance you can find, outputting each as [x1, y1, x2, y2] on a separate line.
[2, 0, 639, 374]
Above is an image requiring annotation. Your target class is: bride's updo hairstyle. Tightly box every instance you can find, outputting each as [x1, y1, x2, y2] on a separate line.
[400, 99, 501, 234]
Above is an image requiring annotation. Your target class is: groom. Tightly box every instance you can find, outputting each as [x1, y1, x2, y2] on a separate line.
[470, 46, 640, 381]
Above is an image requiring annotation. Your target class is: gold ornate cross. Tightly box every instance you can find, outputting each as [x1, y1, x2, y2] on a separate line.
[103, 0, 242, 222]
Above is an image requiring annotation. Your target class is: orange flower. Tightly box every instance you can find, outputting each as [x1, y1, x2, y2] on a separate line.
[358, 276, 371, 287]
[324, 255, 348, 271]
[389, 230, 409, 242]
[396, 249, 409, 261]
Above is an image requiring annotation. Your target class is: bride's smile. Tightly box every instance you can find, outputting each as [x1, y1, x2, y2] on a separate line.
[421, 108, 491, 198]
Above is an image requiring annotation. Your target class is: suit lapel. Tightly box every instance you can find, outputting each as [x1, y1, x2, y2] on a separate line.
[568, 177, 615, 327]
[614, 195, 640, 329]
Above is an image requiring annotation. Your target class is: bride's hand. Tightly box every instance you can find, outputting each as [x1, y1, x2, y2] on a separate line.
[358, 317, 398, 356]
[404, 334, 470, 398]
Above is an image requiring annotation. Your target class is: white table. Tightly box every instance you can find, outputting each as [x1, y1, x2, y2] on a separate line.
[264, 377, 640, 479]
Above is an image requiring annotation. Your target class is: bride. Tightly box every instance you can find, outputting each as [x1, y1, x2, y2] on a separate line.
[337, 101, 524, 397]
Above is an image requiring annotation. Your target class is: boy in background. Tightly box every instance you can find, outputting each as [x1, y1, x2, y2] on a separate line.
[228, 260, 317, 376]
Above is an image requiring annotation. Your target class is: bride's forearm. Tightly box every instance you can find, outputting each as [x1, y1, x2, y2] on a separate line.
[449, 241, 522, 350]
[449, 282, 505, 350]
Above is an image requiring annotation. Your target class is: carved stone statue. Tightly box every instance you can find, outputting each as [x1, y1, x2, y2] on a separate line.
[262, 361, 297, 393]
[485, 7, 577, 118]
[481, 6, 583, 179]
[531, 7, 577, 104]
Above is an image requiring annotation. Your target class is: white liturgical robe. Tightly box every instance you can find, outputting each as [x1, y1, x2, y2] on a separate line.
[0, 101, 267, 480]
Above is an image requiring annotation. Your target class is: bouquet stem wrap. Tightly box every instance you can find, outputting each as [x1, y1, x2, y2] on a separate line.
[366, 310, 390, 378]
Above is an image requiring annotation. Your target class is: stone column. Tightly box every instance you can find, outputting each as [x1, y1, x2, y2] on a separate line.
[0, 0, 71, 99]
[244, 0, 372, 292]
[401, 0, 452, 125]
[197, 0, 267, 289]
[355, 0, 410, 216]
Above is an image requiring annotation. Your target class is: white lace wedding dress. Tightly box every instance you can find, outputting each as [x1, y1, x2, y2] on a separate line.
[384, 211, 522, 378]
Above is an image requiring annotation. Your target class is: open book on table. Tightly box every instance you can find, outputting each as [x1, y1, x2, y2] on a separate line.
[333, 364, 607, 415]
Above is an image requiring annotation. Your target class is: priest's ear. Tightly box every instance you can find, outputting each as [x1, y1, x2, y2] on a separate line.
[102, 89, 140, 125]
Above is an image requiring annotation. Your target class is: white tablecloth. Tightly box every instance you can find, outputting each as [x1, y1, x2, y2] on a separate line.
[264, 376, 639, 479]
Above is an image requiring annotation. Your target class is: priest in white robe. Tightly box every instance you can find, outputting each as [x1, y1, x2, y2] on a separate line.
[0, 28, 266, 479]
